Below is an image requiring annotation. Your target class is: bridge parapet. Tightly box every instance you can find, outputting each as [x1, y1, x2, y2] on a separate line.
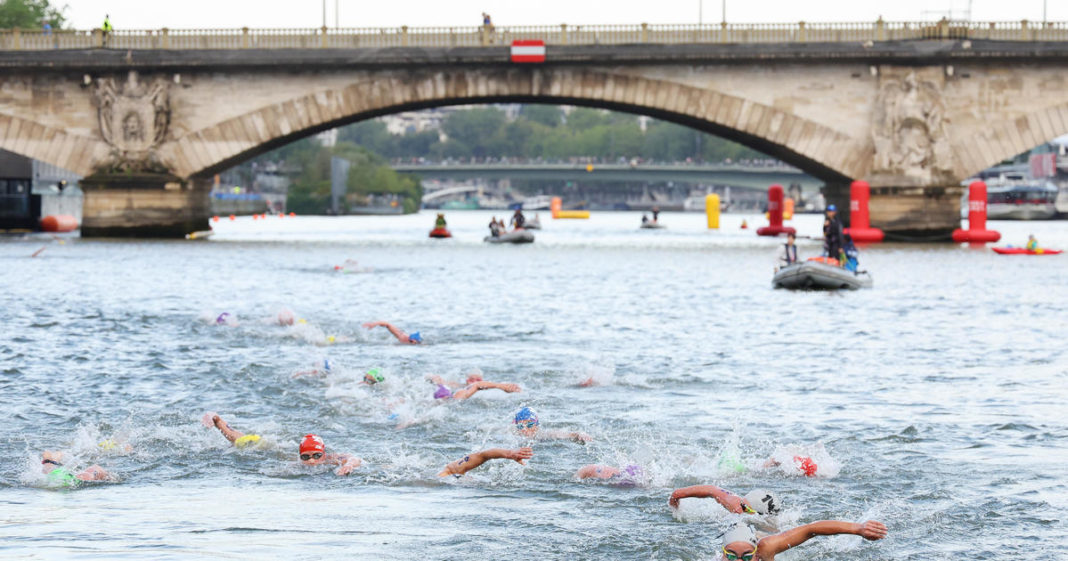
[3, 20, 1068, 50]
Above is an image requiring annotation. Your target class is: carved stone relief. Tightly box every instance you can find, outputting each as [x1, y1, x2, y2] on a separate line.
[93, 71, 171, 172]
[871, 68, 955, 185]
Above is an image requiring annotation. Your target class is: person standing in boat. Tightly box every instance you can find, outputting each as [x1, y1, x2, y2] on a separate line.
[435, 213, 447, 229]
[651, 206, 660, 223]
[778, 233, 799, 268]
[489, 216, 501, 237]
[842, 234, 859, 272]
[510, 208, 526, 230]
[823, 205, 845, 264]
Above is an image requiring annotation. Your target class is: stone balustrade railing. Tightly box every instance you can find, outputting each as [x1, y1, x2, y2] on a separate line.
[2, 20, 1068, 50]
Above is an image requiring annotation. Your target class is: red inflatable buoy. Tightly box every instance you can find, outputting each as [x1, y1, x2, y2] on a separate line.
[756, 185, 796, 237]
[843, 181, 884, 242]
[40, 215, 78, 232]
[952, 181, 1000, 243]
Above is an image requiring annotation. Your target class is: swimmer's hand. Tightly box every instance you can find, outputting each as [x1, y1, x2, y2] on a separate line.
[508, 447, 534, 465]
[857, 521, 888, 541]
[336, 457, 362, 476]
[668, 492, 682, 509]
[498, 383, 521, 393]
[578, 377, 597, 387]
[569, 432, 592, 443]
[201, 412, 218, 428]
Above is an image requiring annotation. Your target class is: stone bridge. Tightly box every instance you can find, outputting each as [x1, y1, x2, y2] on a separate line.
[4, 26, 1068, 237]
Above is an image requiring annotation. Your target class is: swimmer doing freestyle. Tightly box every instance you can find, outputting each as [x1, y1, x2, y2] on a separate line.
[362, 321, 421, 344]
[203, 414, 361, 476]
[513, 407, 591, 442]
[427, 373, 521, 400]
[718, 520, 887, 561]
[669, 484, 782, 516]
[438, 447, 533, 478]
[39, 451, 112, 487]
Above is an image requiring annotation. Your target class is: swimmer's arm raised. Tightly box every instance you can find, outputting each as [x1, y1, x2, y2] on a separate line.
[438, 447, 533, 476]
[757, 520, 888, 556]
[208, 414, 244, 444]
[537, 429, 592, 443]
[450, 381, 521, 400]
[362, 321, 409, 343]
[668, 485, 742, 511]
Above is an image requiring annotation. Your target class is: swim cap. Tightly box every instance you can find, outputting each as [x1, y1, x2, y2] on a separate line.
[215, 312, 231, 325]
[826, 204, 837, 211]
[513, 407, 539, 426]
[433, 385, 453, 399]
[616, 464, 644, 487]
[98, 439, 117, 451]
[47, 467, 78, 488]
[322, 359, 331, 372]
[235, 434, 261, 448]
[743, 489, 782, 515]
[364, 368, 384, 385]
[299, 434, 325, 455]
[721, 523, 758, 547]
[793, 455, 818, 477]
[408, 332, 423, 343]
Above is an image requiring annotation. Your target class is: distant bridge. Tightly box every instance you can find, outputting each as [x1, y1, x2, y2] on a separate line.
[395, 162, 818, 191]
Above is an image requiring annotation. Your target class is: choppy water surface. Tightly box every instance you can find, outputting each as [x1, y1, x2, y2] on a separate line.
[2, 211, 1067, 560]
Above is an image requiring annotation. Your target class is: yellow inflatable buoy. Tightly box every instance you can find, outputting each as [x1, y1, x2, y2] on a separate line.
[234, 434, 261, 448]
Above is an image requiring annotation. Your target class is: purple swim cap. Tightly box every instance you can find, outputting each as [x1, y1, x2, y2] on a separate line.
[215, 312, 231, 325]
[433, 385, 453, 399]
[616, 464, 644, 487]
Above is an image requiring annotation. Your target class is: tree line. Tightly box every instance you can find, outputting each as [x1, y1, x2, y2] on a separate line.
[0, 0, 66, 29]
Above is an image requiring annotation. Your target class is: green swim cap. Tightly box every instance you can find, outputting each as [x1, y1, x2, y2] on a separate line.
[47, 468, 78, 488]
[364, 368, 385, 384]
[234, 434, 261, 448]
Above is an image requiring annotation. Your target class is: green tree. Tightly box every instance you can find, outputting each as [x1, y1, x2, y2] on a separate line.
[440, 107, 507, 158]
[0, 0, 65, 29]
[520, 104, 563, 127]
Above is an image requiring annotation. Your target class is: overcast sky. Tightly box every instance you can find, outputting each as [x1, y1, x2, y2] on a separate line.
[63, 1, 1065, 30]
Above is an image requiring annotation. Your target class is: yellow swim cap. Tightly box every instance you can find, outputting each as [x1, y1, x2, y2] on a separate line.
[298, 319, 307, 324]
[327, 335, 336, 344]
[234, 434, 261, 448]
[98, 439, 117, 450]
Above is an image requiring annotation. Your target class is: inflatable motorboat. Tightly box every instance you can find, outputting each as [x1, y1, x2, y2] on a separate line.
[773, 260, 872, 290]
[523, 217, 542, 230]
[640, 222, 665, 229]
[992, 246, 1061, 255]
[484, 230, 535, 244]
[429, 227, 452, 238]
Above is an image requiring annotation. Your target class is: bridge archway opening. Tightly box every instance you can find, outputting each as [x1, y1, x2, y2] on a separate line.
[197, 96, 851, 185]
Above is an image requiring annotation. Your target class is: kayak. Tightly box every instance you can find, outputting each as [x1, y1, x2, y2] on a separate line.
[773, 260, 872, 290]
[429, 227, 452, 238]
[185, 230, 214, 240]
[640, 222, 665, 229]
[484, 230, 535, 244]
[991, 247, 1061, 255]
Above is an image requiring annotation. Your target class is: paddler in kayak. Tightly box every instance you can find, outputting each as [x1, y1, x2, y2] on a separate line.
[1026, 234, 1038, 251]
[718, 520, 887, 561]
[362, 320, 422, 344]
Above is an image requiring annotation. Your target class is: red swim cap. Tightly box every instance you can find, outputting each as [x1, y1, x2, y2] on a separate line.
[300, 434, 325, 455]
[794, 455, 818, 477]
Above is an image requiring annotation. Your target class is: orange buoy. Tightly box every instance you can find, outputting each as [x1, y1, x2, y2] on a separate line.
[288, 212, 296, 217]
[212, 215, 220, 223]
[229, 214, 236, 221]
[40, 215, 78, 232]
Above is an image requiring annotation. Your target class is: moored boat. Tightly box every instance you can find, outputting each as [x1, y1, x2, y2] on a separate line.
[773, 260, 872, 290]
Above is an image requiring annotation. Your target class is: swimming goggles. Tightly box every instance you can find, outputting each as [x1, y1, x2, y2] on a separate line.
[722, 547, 757, 561]
[300, 452, 323, 461]
[740, 501, 757, 515]
[41, 458, 62, 466]
[515, 420, 538, 430]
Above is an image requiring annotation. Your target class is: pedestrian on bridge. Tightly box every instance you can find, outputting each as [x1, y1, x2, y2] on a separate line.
[101, 14, 113, 47]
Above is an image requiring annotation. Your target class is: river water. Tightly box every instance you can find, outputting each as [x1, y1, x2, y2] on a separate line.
[2, 211, 1066, 560]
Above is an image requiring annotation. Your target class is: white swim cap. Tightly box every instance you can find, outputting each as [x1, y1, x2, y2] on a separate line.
[743, 489, 782, 515]
[721, 523, 758, 547]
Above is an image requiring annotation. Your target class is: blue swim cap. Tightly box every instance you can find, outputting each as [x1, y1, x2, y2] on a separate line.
[513, 407, 539, 426]
[409, 332, 422, 343]
[323, 359, 331, 372]
[826, 204, 837, 211]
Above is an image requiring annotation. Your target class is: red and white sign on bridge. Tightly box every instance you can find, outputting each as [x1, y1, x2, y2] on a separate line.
[511, 40, 546, 63]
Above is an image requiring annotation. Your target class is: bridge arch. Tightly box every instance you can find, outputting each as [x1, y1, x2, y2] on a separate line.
[160, 68, 863, 183]
[951, 101, 1068, 179]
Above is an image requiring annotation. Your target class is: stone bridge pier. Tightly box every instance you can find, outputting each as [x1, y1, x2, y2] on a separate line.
[4, 40, 1068, 238]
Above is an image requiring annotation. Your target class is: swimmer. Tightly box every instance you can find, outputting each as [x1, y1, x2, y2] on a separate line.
[575, 464, 644, 486]
[428, 374, 521, 401]
[202, 412, 262, 448]
[763, 455, 819, 477]
[214, 312, 238, 326]
[669, 485, 781, 516]
[298, 434, 362, 476]
[362, 320, 422, 344]
[718, 520, 886, 561]
[438, 447, 533, 477]
[292, 358, 333, 378]
[513, 407, 592, 443]
[39, 451, 112, 487]
[362, 368, 385, 385]
[275, 308, 295, 326]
